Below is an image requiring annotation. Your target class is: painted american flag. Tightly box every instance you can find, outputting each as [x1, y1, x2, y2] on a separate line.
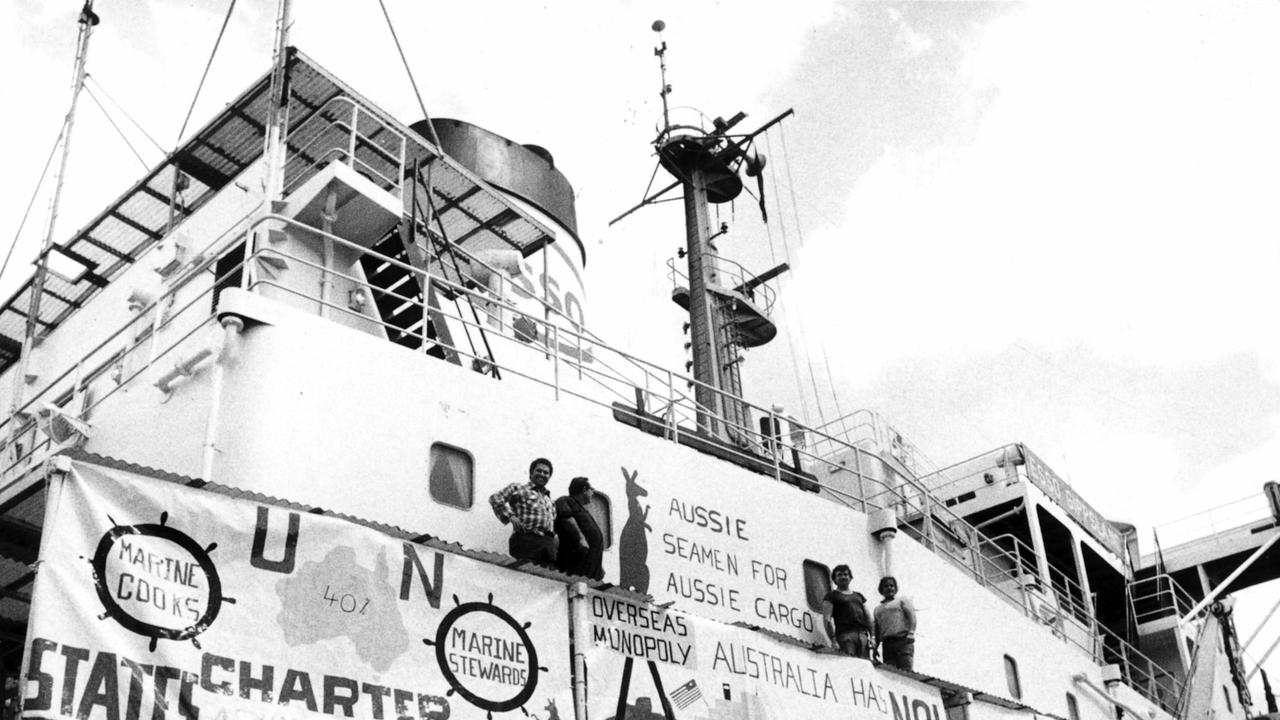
[669, 679, 703, 710]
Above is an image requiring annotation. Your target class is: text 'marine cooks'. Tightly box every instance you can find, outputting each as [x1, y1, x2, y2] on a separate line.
[117, 540, 202, 587]
[112, 537, 208, 623]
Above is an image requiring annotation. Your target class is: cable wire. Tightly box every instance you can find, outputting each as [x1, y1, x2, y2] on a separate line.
[764, 127, 827, 425]
[375, 0, 442, 149]
[0, 124, 67, 289]
[175, 0, 237, 146]
[778, 121, 845, 423]
[85, 74, 166, 155]
[83, 84, 149, 170]
[780, 122, 808, 250]
[755, 132, 816, 426]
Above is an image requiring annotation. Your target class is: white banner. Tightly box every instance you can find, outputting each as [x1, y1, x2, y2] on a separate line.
[584, 591, 695, 668]
[578, 590, 944, 720]
[21, 459, 572, 720]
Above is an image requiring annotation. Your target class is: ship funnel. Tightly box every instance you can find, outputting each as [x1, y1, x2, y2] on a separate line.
[409, 118, 582, 264]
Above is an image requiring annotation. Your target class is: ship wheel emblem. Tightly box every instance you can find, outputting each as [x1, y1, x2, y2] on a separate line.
[423, 593, 547, 718]
[88, 511, 234, 651]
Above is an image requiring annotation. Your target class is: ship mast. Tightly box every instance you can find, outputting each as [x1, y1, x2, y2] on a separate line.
[261, 0, 294, 202]
[10, 1, 100, 422]
[648, 21, 789, 443]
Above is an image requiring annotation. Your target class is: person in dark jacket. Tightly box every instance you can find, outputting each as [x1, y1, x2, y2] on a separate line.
[555, 477, 604, 580]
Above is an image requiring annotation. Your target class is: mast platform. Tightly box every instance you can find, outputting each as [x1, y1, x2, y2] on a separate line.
[670, 282, 777, 347]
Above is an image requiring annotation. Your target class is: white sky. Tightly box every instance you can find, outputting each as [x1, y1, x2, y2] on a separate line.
[4, 0, 1280, 703]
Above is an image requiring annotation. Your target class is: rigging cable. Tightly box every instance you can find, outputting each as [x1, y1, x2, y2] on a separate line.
[748, 146, 814, 426]
[168, 0, 238, 231]
[82, 85, 150, 171]
[0, 125, 67, 289]
[175, 0, 238, 145]
[85, 74, 167, 155]
[84, 74, 167, 155]
[415, 166, 502, 378]
[375, 0, 443, 149]
[779, 121, 846, 428]
[764, 128, 827, 427]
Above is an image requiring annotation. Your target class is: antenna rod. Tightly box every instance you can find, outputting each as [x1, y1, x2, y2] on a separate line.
[653, 20, 671, 133]
[608, 179, 679, 227]
[10, 1, 100, 426]
[38, 1, 99, 267]
[261, 0, 294, 201]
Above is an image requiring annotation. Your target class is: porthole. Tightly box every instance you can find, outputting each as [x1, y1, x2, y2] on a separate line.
[428, 442, 474, 508]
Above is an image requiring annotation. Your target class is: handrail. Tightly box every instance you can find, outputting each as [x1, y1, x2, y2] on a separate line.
[283, 95, 406, 198]
[976, 532, 1182, 712]
[665, 254, 779, 313]
[1150, 491, 1276, 550]
[283, 145, 401, 196]
[0, 203, 263, 473]
[805, 407, 944, 481]
[654, 106, 717, 142]
[1073, 673, 1157, 719]
[1130, 572, 1199, 623]
[410, 225, 712, 429]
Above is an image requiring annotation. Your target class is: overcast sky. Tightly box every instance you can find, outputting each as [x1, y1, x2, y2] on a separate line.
[5, 0, 1280, 700]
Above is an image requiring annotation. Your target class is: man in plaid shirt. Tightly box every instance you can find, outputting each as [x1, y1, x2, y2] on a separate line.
[489, 457, 557, 566]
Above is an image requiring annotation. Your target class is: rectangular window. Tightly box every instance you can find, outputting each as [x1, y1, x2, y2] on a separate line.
[1065, 692, 1080, 720]
[428, 442, 473, 508]
[1004, 655, 1022, 699]
[803, 560, 832, 612]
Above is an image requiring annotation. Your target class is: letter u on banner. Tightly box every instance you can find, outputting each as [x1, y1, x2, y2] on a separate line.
[251, 506, 300, 573]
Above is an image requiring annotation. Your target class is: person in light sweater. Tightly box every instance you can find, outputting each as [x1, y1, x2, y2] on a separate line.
[874, 576, 916, 671]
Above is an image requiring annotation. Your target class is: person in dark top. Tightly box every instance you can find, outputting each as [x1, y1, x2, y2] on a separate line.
[554, 476, 605, 580]
[822, 564, 873, 658]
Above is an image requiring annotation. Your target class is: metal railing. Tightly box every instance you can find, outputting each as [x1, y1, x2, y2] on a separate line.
[911, 446, 1016, 500]
[806, 408, 944, 482]
[1130, 572, 1199, 626]
[665, 254, 779, 314]
[1152, 492, 1277, 550]
[977, 534, 1184, 713]
[283, 95, 407, 198]
[654, 106, 719, 144]
[0, 206, 261, 486]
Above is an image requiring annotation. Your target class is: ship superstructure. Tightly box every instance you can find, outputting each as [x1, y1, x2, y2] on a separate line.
[0, 8, 1277, 720]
